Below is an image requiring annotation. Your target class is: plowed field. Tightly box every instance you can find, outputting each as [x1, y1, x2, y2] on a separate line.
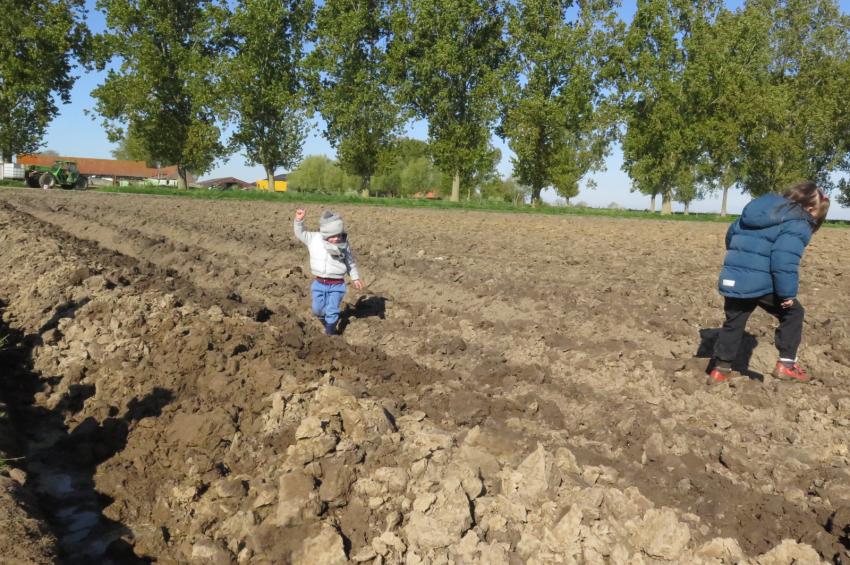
[1, 188, 849, 564]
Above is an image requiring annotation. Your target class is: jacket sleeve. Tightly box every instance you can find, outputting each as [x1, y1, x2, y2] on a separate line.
[725, 219, 739, 250]
[770, 219, 811, 299]
[294, 219, 315, 245]
[345, 246, 360, 280]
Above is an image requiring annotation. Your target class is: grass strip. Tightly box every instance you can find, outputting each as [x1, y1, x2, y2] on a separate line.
[2, 183, 848, 227]
[94, 185, 739, 223]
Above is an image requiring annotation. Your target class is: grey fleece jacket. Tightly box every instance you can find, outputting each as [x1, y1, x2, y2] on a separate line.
[294, 219, 361, 280]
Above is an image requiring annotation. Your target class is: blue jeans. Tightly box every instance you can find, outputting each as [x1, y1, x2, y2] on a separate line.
[311, 280, 346, 325]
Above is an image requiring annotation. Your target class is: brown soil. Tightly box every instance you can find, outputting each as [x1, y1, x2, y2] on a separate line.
[0, 339, 60, 565]
[0, 187, 849, 564]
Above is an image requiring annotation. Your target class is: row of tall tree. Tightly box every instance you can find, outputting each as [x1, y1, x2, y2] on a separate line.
[620, 0, 850, 214]
[1, 0, 849, 211]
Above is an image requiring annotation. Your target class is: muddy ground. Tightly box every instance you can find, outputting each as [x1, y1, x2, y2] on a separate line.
[0, 187, 848, 564]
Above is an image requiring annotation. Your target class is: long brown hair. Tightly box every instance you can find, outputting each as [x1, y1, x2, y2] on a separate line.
[783, 181, 830, 232]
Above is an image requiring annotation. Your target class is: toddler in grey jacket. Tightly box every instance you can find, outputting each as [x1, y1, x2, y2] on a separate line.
[294, 208, 363, 335]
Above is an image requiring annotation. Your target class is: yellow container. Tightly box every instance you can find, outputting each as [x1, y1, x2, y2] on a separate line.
[256, 179, 287, 192]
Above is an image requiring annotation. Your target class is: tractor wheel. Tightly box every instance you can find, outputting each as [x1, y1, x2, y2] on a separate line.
[75, 175, 88, 190]
[39, 172, 55, 190]
[25, 172, 40, 188]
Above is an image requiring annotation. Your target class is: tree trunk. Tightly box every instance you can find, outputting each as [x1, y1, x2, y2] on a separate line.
[531, 184, 543, 206]
[265, 165, 275, 194]
[650, 193, 657, 213]
[451, 171, 460, 202]
[360, 176, 370, 198]
[177, 165, 188, 190]
[565, 197, 570, 206]
[661, 191, 672, 215]
[720, 184, 730, 217]
[684, 201, 690, 215]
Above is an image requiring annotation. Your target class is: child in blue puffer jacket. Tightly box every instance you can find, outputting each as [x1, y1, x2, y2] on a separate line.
[708, 181, 830, 383]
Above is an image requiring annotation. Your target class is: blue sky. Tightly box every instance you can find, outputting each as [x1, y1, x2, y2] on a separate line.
[41, 0, 850, 219]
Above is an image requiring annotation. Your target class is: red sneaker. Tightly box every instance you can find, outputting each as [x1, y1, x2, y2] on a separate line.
[772, 361, 810, 382]
[707, 368, 733, 384]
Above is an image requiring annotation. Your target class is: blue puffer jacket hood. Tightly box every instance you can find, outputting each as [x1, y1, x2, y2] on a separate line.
[718, 194, 814, 299]
[738, 193, 809, 229]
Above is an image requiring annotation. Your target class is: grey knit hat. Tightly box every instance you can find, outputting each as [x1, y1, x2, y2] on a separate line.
[319, 210, 345, 238]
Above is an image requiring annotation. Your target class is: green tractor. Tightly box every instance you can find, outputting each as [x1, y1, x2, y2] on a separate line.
[24, 160, 88, 190]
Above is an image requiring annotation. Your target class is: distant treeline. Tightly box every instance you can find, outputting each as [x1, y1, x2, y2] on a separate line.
[2, 0, 849, 213]
[286, 140, 528, 204]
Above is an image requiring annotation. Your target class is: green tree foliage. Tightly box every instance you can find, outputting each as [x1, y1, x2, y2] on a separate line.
[370, 138, 425, 196]
[111, 126, 163, 166]
[682, 6, 765, 215]
[369, 167, 400, 196]
[620, 0, 714, 215]
[672, 169, 705, 214]
[371, 138, 441, 196]
[551, 166, 584, 204]
[735, 0, 850, 196]
[645, 0, 849, 213]
[0, 0, 89, 162]
[500, 0, 619, 205]
[463, 145, 502, 198]
[479, 176, 529, 204]
[93, 0, 228, 188]
[390, 0, 510, 201]
[287, 155, 358, 193]
[399, 156, 444, 196]
[839, 55, 850, 207]
[311, 0, 400, 195]
[225, 0, 314, 194]
[292, 139, 504, 199]
[840, 177, 850, 208]
[385, 137, 431, 171]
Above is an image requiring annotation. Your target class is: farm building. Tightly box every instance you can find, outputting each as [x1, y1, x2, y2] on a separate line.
[256, 173, 287, 192]
[16, 154, 194, 186]
[198, 177, 253, 190]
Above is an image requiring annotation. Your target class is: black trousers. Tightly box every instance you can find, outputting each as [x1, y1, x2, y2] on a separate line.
[713, 294, 805, 363]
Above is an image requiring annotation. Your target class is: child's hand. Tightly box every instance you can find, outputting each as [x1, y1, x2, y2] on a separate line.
[295, 208, 306, 221]
[780, 298, 795, 309]
[352, 279, 364, 290]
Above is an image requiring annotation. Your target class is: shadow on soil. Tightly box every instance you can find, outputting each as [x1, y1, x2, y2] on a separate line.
[339, 294, 387, 334]
[696, 328, 764, 382]
[0, 299, 170, 564]
[37, 298, 91, 335]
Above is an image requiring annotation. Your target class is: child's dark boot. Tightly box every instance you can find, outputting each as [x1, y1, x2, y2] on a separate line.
[707, 360, 733, 385]
[324, 321, 339, 336]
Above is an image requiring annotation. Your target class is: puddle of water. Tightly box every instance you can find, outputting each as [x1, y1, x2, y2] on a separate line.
[86, 537, 113, 557]
[61, 528, 92, 546]
[27, 429, 65, 451]
[64, 510, 100, 533]
[3, 320, 143, 563]
[57, 507, 114, 558]
[37, 472, 74, 497]
[56, 506, 80, 519]
[27, 463, 114, 558]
